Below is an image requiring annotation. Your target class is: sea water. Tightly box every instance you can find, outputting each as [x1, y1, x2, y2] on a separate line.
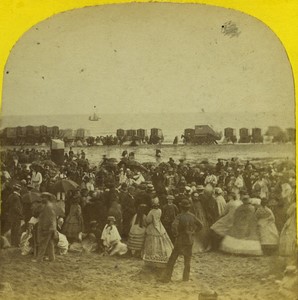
[1, 111, 295, 143]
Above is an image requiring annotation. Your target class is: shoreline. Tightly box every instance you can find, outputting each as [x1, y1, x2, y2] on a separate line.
[1, 143, 295, 166]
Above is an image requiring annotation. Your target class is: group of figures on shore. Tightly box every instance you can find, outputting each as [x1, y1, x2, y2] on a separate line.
[0, 147, 297, 282]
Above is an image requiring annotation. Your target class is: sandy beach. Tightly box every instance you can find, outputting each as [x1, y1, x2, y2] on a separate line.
[0, 248, 287, 300]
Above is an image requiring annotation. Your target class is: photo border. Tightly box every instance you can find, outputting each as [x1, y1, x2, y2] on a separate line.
[0, 0, 297, 238]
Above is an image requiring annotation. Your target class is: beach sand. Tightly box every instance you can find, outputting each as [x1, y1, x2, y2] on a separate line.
[0, 248, 286, 300]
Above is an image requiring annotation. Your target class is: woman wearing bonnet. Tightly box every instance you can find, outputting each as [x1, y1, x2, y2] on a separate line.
[143, 197, 173, 268]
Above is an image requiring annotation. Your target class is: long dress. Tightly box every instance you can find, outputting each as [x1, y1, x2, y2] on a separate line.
[215, 195, 227, 217]
[255, 205, 279, 251]
[143, 208, 173, 268]
[211, 199, 242, 237]
[62, 203, 83, 241]
[220, 203, 263, 256]
[279, 202, 297, 257]
[127, 214, 147, 252]
[192, 197, 211, 253]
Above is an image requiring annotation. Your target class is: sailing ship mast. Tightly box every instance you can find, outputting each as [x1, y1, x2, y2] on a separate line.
[89, 106, 100, 121]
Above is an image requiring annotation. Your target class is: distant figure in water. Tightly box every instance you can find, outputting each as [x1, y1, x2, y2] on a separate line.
[156, 149, 162, 158]
[130, 140, 138, 147]
[128, 152, 135, 160]
[122, 150, 128, 159]
[173, 136, 178, 145]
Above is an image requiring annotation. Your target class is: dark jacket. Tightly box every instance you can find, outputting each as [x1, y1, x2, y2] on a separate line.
[172, 211, 202, 247]
[38, 203, 57, 232]
[7, 192, 23, 222]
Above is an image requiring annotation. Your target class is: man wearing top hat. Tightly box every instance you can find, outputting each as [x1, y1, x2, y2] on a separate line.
[161, 199, 202, 283]
[7, 184, 23, 247]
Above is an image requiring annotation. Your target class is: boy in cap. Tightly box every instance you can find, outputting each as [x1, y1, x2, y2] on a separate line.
[161, 199, 202, 283]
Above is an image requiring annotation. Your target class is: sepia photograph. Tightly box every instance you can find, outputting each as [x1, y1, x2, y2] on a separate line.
[0, 2, 297, 300]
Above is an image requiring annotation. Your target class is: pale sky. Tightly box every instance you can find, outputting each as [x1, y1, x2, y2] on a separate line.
[1, 3, 295, 117]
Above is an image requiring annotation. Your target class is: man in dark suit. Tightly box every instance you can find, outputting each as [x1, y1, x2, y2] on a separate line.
[33, 193, 57, 262]
[161, 199, 202, 283]
[7, 184, 23, 247]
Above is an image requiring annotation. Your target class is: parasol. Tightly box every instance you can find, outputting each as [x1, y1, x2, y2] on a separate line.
[41, 160, 57, 168]
[41, 192, 57, 201]
[22, 191, 41, 203]
[40, 192, 64, 217]
[107, 158, 118, 164]
[125, 160, 148, 172]
[53, 179, 79, 193]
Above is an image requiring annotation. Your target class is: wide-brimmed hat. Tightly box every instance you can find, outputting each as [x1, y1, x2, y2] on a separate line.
[185, 186, 192, 193]
[166, 195, 175, 201]
[215, 187, 223, 194]
[147, 184, 155, 191]
[180, 199, 191, 208]
[13, 184, 22, 191]
[107, 216, 116, 222]
[41, 192, 56, 201]
[197, 185, 205, 190]
[151, 197, 159, 206]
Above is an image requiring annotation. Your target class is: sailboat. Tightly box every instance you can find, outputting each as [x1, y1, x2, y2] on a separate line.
[89, 106, 100, 121]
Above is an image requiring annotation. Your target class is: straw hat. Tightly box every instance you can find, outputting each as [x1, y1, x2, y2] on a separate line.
[185, 186, 192, 193]
[13, 184, 22, 191]
[151, 197, 159, 206]
[215, 187, 223, 194]
[147, 184, 155, 191]
[107, 216, 116, 222]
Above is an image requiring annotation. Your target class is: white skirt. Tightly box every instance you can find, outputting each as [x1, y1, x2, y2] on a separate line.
[220, 235, 263, 256]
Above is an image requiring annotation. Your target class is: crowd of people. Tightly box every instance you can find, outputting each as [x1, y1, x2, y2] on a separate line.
[0, 147, 297, 282]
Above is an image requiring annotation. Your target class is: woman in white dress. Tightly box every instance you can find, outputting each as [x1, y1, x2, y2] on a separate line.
[220, 195, 263, 256]
[214, 188, 227, 217]
[143, 198, 173, 268]
[210, 192, 242, 248]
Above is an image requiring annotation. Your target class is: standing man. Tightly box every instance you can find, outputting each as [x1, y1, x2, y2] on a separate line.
[161, 199, 202, 283]
[121, 186, 136, 240]
[33, 193, 57, 263]
[7, 184, 23, 247]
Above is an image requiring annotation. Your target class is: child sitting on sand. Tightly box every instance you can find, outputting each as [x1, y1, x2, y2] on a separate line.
[101, 216, 127, 256]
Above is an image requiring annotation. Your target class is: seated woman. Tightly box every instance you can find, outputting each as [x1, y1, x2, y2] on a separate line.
[101, 216, 127, 256]
[220, 195, 263, 256]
